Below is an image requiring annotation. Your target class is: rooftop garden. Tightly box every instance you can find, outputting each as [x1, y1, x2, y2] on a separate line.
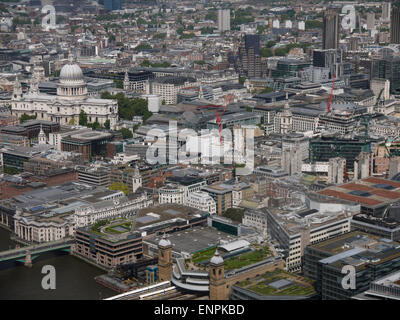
[191, 246, 217, 264]
[238, 269, 316, 297]
[90, 219, 132, 236]
[224, 246, 271, 271]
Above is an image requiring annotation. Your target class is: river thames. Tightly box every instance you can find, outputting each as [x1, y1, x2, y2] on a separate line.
[0, 227, 115, 300]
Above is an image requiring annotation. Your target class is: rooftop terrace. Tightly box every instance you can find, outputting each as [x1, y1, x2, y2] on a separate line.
[236, 269, 316, 298]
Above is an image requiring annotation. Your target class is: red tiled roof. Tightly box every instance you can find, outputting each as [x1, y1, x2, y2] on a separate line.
[363, 177, 400, 188]
[319, 189, 382, 206]
[339, 182, 400, 200]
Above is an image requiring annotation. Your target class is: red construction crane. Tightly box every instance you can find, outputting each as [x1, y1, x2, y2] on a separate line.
[327, 73, 336, 113]
[215, 94, 235, 143]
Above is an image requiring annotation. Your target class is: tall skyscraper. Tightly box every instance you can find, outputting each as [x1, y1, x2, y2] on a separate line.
[104, 0, 122, 11]
[391, 6, 400, 44]
[218, 9, 230, 32]
[313, 49, 341, 77]
[244, 34, 260, 55]
[238, 34, 263, 78]
[383, 2, 391, 21]
[323, 10, 339, 49]
[367, 13, 375, 30]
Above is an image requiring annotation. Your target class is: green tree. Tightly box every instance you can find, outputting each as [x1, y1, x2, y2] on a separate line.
[88, 121, 100, 130]
[223, 208, 245, 223]
[153, 33, 166, 40]
[79, 110, 88, 126]
[140, 59, 151, 67]
[101, 91, 113, 99]
[260, 47, 273, 57]
[180, 33, 195, 39]
[135, 43, 152, 51]
[266, 40, 276, 48]
[100, 92, 152, 122]
[119, 127, 133, 139]
[3, 166, 19, 175]
[205, 10, 217, 22]
[68, 118, 75, 125]
[20, 114, 36, 123]
[114, 79, 123, 89]
[259, 87, 274, 94]
[104, 119, 110, 130]
[305, 20, 323, 30]
[109, 182, 131, 195]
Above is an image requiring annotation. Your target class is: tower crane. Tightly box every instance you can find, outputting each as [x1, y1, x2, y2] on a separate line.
[327, 73, 336, 113]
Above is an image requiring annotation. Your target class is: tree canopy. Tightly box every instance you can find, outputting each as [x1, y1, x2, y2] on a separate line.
[119, 127, 133, 139]
[109, 182, 130, 195]
[101, 92, 152, 122]
[20, 114, 36, 123]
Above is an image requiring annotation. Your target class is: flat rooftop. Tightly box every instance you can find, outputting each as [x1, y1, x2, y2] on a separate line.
[67, 131, 113, 141]
[145, 226, 237, 254]
[266, 205, 352, 236]
[310, 231, 400, 270]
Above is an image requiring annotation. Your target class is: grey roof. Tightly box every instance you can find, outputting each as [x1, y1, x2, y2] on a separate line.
[320, 247, 366, 264]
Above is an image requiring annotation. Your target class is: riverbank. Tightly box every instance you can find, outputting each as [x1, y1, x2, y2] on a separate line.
[0, 228, 115, 299]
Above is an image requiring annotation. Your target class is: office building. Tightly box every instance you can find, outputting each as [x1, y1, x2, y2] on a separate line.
[367, 13, 375, 30]
[303, 231, 400, 300]
[372, 54, 400, 94]
[218, 9, 230, 32]
[391, 6, 400, 44]
[202, 183, 233, 216]
[323, 10, 340, 49]
[77, 165, 111, 187]
[313, 49, 341, 77]
[60, 131, 114, 161]
[238, 34, 263, 78]
[353, 271, 400, 300]
[382, 2, 391, 21]
[74, 219, 143, 270]
[266, 193, 358, 271]
[104, 0, 122, 11]
[151, 76, 198, 105]
[281, 147, 302, 175]
[318, 177, 400, 218]
[327, 157, 346, 184]
[310, 136, 371, 172]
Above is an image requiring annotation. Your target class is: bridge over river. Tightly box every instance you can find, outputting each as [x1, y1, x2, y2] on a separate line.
[0, 238, 74, 267]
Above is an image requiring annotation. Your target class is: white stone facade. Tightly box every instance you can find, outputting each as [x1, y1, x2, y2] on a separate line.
[186, 191, 217, 214]
[11, 57, 118, 129]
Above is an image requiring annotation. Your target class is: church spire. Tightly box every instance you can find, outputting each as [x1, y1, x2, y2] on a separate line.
[284, 92, 289, 110]
[123, 69, 130, 91]
[12, 75, 23, 100]
[38, 124, 47, 145]
[280, 91, 292, 134]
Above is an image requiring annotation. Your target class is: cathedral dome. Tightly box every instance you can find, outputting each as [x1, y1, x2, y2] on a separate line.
[59, 63, 84, 83]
